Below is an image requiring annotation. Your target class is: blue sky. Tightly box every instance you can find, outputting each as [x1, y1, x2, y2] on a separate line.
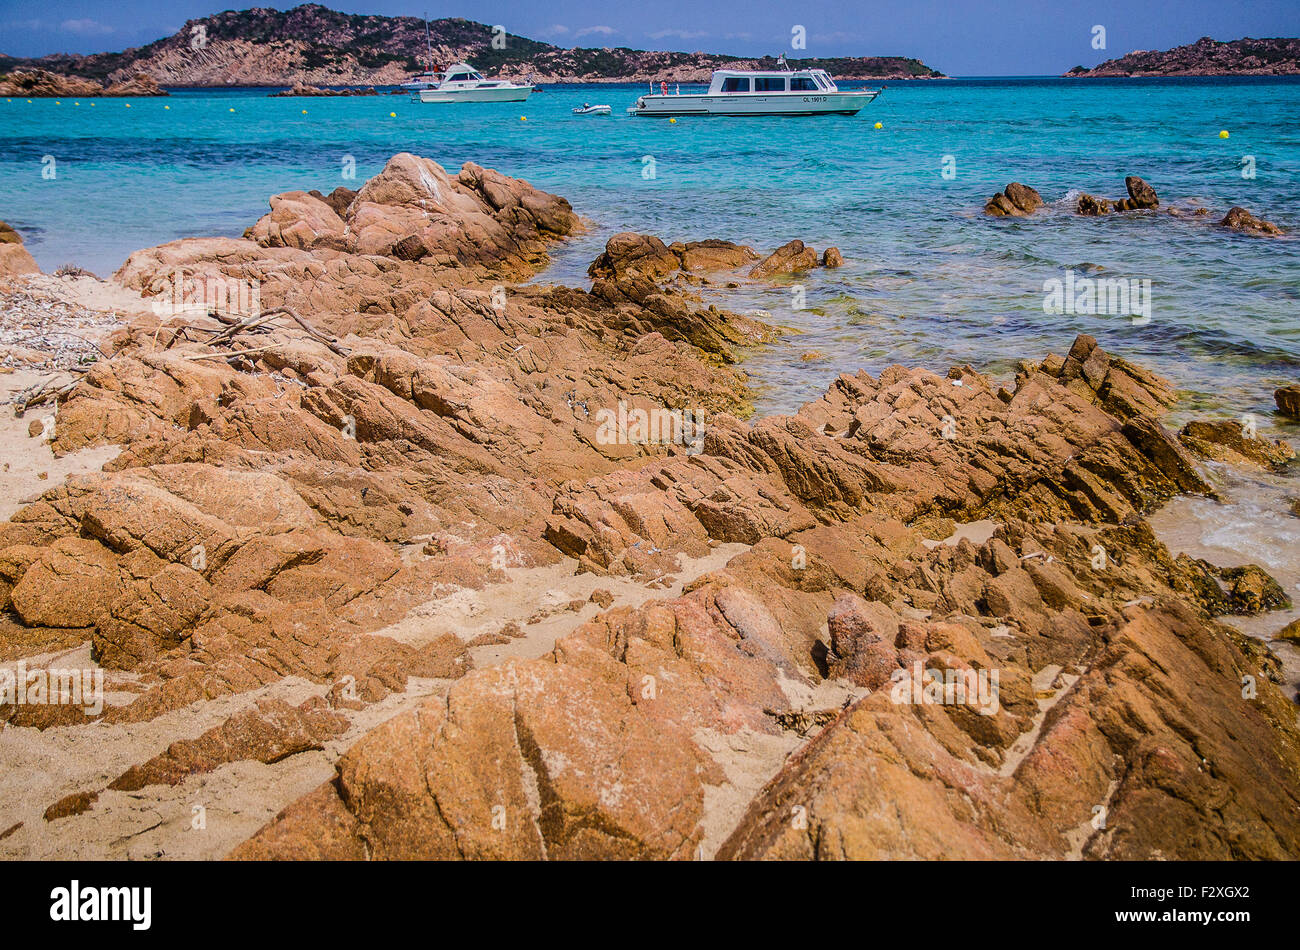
[1, 0, 1297, 75]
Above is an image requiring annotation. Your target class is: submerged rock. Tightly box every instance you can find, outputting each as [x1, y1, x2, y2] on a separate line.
[1115, 175, 1159, 210]
[1277, 384, 1300, 420]
[1076, 193, 1112, 216]
[749, 239, 821, 278]
[1177, 419, 1296, 472]
[984, 182, 1043, 217]
[1076, 176, 1159, 215]
[1221, 206, 1285, 236]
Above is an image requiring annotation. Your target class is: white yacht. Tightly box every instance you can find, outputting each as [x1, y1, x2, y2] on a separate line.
[628, 65, 880, 117]
[411, 63, 533, 103]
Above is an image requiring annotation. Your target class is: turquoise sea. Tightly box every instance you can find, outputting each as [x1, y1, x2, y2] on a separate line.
[1, 77, 1297, 423]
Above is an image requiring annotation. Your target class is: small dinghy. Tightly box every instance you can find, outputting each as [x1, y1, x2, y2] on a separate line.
[572, 103, 612, 115]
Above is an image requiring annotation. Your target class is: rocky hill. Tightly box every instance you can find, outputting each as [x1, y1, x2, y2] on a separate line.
[1066, 36, 1299, 77]
[0, 3, 944, 87]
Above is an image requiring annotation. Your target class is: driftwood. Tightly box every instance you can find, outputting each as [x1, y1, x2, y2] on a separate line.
[183, 346, 279, 362]
[9, 375, 79, 413]
[201, 306, 350, 357]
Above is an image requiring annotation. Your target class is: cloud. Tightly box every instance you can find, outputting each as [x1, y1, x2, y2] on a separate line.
[647, 29, 708, 41]
[537, 24, 569, 37]
[723, 32, 754, 41]
[60, 18, 115, 36]
[575, 25, 616, 38]
[2, 19, 45, 31]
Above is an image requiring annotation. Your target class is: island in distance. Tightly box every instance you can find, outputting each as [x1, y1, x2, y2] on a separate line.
[0, 2, 945, 89]
[1066, 36, 1300, 77]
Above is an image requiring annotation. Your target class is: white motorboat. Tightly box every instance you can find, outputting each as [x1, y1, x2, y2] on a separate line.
[412, 63, 533, 103]
[628, 64, 880, 117]
[572, 103, 612, 115]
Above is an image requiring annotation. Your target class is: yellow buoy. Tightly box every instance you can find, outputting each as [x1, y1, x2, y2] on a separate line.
[26, 99, 32, 103]
[55, 100, 60, 105]
[301, 109, 307, 114]
[229, 107, 235, 112]
[874, 121, 883, 129]
[1219, 129, 1229, 139]
[125, 103, 131, 108]
[669, 117, 676, 123]
[520, 115, 526, 121]
[164, 105, 170, 109]
[389, 111, 396, 117]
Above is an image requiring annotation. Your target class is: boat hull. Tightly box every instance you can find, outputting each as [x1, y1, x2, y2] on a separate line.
[629, 90, 878, 116]
[417, 86, 533, 103]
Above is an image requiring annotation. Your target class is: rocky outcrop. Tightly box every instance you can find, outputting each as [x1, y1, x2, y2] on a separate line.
[0, 69, 166, 97]
[0, 69, 102, 97]
[5, 152, 1299, 864]
[1276, 385, 1300, 420]
[0, 221, 39, 277]
[108, 697, 347, 792]
[749, 240, 824, 279]
[1178, 419, 1296, 472]
[720, 599, 1300, 859]
[269, 84, 378, 96]
[1220, 206, 1285, 236]
[1077, 177, 1159, 215]
[1076, 194, 1112, 216]
[227, 306, 1299, 860]
[984, 182, 1043, 217]
[1117, 176, 1159, 210]
[1066, 36, 1300, 78]
[102, 74, 167, 96]
[0, 154, 757, 735]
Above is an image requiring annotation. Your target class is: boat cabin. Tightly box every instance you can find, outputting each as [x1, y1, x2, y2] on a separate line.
[706, 69, 840, 94]
[440, 64, 486, 84]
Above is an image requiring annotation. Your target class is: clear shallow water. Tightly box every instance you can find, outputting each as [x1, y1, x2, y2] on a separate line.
[1, 77, 1297, 424]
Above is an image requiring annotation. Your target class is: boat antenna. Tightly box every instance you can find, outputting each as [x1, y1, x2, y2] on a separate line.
[424, 13, 434, 71]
